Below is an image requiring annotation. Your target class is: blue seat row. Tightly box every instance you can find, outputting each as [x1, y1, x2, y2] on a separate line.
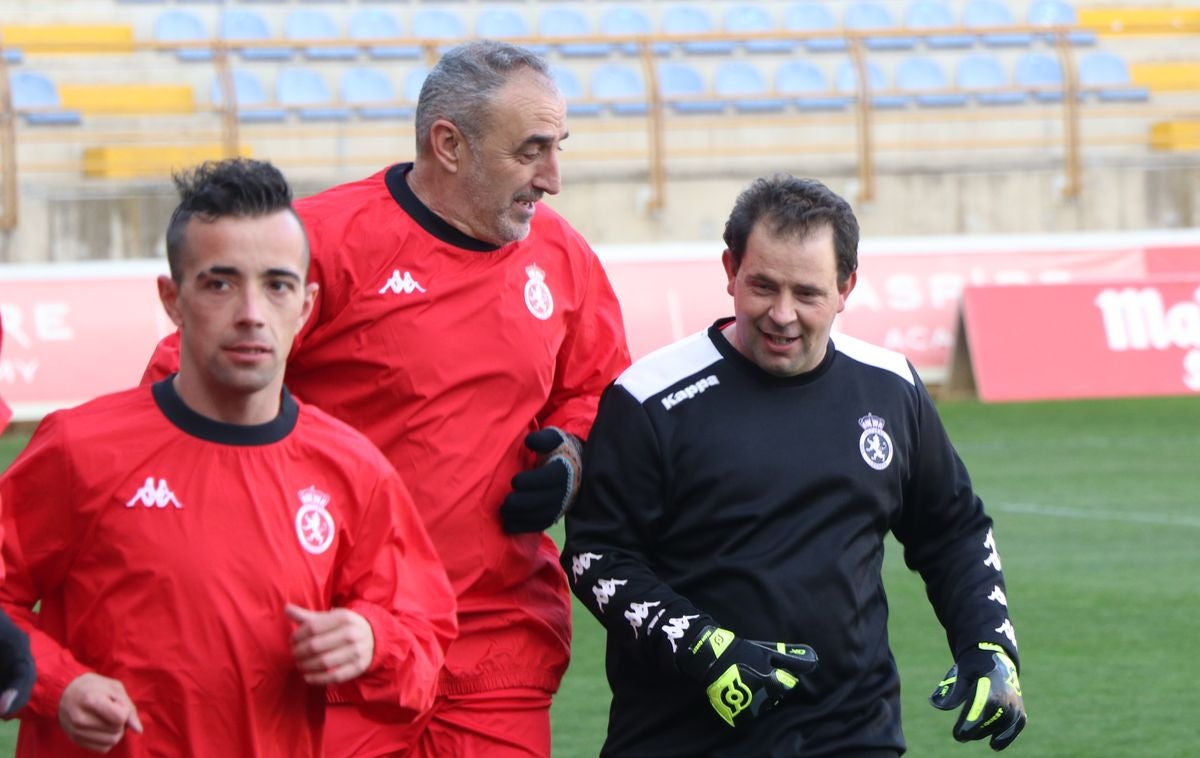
[150, 1, 1097, 63]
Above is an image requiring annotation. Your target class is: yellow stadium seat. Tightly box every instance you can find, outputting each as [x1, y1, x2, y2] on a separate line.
[1079, 8, 1200, 34]
[1150, 121, 1200, 152]
[0, 24, 134, 53]
[58, 84, 195, 115]
[82, 145, 252, 179]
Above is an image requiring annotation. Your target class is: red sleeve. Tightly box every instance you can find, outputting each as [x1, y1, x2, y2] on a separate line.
[141, 331, 182, 384]
[0, 416, 93, 717]
[325, 464, 457, 719]
[541, 247, 631, 440]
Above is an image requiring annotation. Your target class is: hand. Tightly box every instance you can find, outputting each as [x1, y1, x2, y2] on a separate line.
[676, 625, 818, 728]
[0, 608, 35, 715]
[930, 642, 1026, 751]
[286, 604, 375, 685]
[58, 672, 143, 753]
[500, 427, 583, 534]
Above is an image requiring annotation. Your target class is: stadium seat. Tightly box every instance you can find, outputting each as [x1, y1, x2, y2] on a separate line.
[538, 7, 610, 57]
[1014, 51, 1065, 102]
[844, 2, 916, 50]
[955, 53, 1025, 105]
[835, 60, 908, 108]
[340, 67, 411, 120]
[714, 60, 787, 113]
[599, 6, 653, 56]
[476, 8, 533, 43]
[905, 1, 974, 49]
[411, 9, 466, 54]
[658, 61, 723, 114]
[1078, 51, 1150, 102]
[211, 69, 285, 122]
[277, 67, 350, 121]
[349, 9, 419, 60]
[896, 55, 968, 106]
[402, 67, 429, 106]
[661, 5, 734, 55]
[783, 3, 846, 52]
[724, 4, 794, 54]
[286, 9, 355, 61]
[963, 0, 1032, 47]
[550, 65, 602, 117]
[153, 9, 211, 62]
[3, 49, 22, 64]
[591, 63, 647, 115]
[776, 60, 851, 110]
[1028, 0, 1097, 45]
[10, 71, 83, 126]
[220, 9, 289, 61]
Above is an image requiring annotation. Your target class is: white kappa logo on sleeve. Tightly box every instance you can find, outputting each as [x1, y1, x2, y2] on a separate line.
[523, 264, 554, 320]
[295, 486, 335, 555]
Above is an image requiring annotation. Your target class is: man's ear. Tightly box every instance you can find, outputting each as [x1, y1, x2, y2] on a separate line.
[157, 275, 184, 329]
[427, 119, 465, 174]
[299, 282, 318, 330]
[721, 249, 738, 297]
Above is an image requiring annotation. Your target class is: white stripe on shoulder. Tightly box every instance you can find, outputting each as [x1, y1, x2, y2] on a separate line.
[831, 332, 915, 385]
[617, 329, 724, 403]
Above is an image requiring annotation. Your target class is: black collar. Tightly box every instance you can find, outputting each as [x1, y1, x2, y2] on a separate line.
[384, 162, 500, 252]
[152, 376, 298, 446]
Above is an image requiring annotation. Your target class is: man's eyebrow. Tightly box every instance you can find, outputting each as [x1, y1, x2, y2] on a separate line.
[263, 268, 302, 281]
[522, 130, 569, 148]
[195, 266, 301, 281]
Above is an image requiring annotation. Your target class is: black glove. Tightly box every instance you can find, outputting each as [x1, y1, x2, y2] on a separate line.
[676, 625, 817, 728]
[930, 642, 1026, 751]
[500, 427, 583, 534]
[0, 607, 35, 715]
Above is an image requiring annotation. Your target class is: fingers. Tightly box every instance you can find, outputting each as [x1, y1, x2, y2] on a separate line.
[510, 459, 568, 491]
[288, 606, 375, 685]
[0, 689, 16, 715]
[59, 673, 141, 752]
[990, 710, 1027, 751]
[929, 664, 968, 711]
[524, 427, 568, 454]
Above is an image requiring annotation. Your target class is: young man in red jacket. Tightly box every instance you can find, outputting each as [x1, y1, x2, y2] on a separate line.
[144, 40, 631, 758]
[1, 159, 457, 756]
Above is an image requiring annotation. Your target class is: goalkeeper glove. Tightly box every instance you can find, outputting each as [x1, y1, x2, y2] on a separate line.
[676, 625, 817, 728]
[0, 608, 34, 715]
[930, 642, 1026, 751]
[500, 427, 583, 534]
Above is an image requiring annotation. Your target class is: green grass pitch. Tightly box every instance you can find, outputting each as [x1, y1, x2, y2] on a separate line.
[1, 395, 1196, 756]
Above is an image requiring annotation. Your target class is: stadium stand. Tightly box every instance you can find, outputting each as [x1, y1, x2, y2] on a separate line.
[723, 4, 795, 54]
[955, 53, 1026, 105]
[713, 60, 788, 113]
[1028, 0, 1098, 45]
[219, 8, 289, 61]
[905, 0, 975, 49]
[276, 67, 350, 122]
[210, 68, 285, 122]
[590, 62, 648, 116]
[963, 0, 1034, 47]
[538, 7, 610, 58]
[348, 8, 420, 61]
[661, 5, 733, 56]
[475, 7, 532, 43]
[835, 59, 909, 108]
[896, 55, 969, 107]
[783, 3, 847, 52]
[286, 8, 356, 62]
[1078, 50, 1150, 101]
[152, 9, 211, 62]
[411, 8, 466, 54]
[775, 59, 852, 110]
[550, 65, 601, 118]
[599, 6, 653, 57]
[844, 2, 917, 50]
[658, 60, 725, 114]
[9, 71, 83, 126]
[1014, 50, 1066, 102]
[339, 66, 410, 121]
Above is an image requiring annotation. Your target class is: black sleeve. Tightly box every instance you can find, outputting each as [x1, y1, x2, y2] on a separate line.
[892, 375, 1020, 668]
[562, 384, 714, 673]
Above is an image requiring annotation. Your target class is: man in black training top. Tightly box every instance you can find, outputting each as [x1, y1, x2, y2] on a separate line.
[563, 174, 1025, 756]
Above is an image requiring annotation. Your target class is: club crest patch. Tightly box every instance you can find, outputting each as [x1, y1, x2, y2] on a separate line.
[295, 486, 335, 555]
[858, 413, 894, 471]
[524, 264, 554, 320]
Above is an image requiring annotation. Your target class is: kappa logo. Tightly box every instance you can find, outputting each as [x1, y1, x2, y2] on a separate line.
[624, 601, 661, 639]
[982, 528, 1002, 571]
[570, 552, 602, 584]
[295, 486, 335, 555]
[379, 270, 426, 295]
[661, 614, 701, 653]
[661, 375, 720, 411]
[857, 412, 894, 471]
[592, 577, 627, 613]
[995, 618, 1018, 650]
[126, 477, 182, 509]
[988, 585, 1009, 607]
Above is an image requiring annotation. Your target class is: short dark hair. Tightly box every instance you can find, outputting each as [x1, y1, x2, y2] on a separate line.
[722, 175, 860, 285]
[165, 158, 300, 282]
[415, 40, 554, 156]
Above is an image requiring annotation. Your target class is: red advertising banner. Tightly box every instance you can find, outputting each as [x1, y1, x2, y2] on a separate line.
[962, 277, 1200, 402]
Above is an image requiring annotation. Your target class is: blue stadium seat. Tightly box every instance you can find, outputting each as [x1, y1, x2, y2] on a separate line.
[724, 4, 794, 54]
[10, 71, 83, 126]
[340, 67, 411, 120]
[349, 9, 420, 60]
[412, 9, 466, 54]
[3, 49, 22, 64]
[538, 7, 610, 57]
[402, 67, 429, 106]
[783, 3, 846, 52]
[1078, 51, 1149, 102]
[835, 60, 908, 108]
[905, 1, 974, 49]
[658, 61, 723, 114]
[550, 65, 602, 117]
[776, 60, 851, 110]
[286, 9, 355, 61]
[1028, 0, 1097, 45]
[599, 6, 653, 56]
[662, 5, 734, 56]
[154, 9, 211, 62]
[476, 8, 532, 43]
[896, 55, 968, 106]
[277, 67, 350, 121]
[844, 2, 916, 50]
[1014, 51, 1064, 102]
[963, 0, 1032, 47]
[220, 8, 289, 61]
[591, 63, 647, 116]
[211, 69, 286, 122]
[955, 54, 1025, 105]
[714, 60, 787, 113]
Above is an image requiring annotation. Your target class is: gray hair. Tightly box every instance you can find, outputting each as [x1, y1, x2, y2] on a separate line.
[415, 40, 555, 154]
